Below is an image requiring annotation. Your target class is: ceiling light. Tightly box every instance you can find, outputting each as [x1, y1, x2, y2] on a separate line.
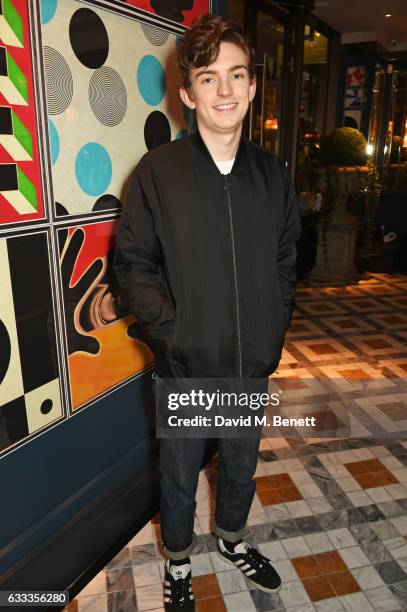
[385, 13, 392, 17]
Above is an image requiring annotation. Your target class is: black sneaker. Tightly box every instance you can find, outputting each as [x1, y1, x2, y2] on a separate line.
[163, 560, 195, 611]
[217, 539, 282, 593]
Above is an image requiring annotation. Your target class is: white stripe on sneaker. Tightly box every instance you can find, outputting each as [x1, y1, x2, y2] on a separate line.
[241, 564, 251, 571]
[246, 569, 256, 576]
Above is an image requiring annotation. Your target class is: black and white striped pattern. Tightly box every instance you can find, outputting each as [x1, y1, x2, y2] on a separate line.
[163, 577, 194, 604]
[140, 22, 169, 46]
[88, 66, 127, 127]
[43, 46, 73, 115]
[232, 556, 257, 576]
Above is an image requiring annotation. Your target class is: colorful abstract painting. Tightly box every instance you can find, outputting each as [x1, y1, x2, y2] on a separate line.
[0, 0, 45, 226]
[0, 231, 63, 454]
[57, 219, 153, 411]
[41, 0, 194, 218]
[123, 0, 209, 26]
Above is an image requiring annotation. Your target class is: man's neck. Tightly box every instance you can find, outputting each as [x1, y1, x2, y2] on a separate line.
[197, 124, 242, 162]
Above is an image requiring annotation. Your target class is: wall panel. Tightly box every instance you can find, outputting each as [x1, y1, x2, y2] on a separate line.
[0, 0, 46, 227]
[0, 229, 64, 455]
[56, 219, 152, 411]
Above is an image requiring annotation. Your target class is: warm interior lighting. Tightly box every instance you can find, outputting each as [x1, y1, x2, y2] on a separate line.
[264, 118, 278, 130]
[366, 143, 374, 155]
[385, 13, 392, 17]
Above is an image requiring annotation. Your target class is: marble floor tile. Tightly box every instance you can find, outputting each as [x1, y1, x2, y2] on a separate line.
[216, 569, 247, 595]
[326, 528, 357, 550]
[314, 597, 345, 611]
[307, 497, 333, 515]
[339, 546, 371, 569]
[78, 595, 108, 612]
[374, 560, 406, 585]
[264, 502, 291, 521]
[209, 551, 233, 573]
[364, 585, 402, 611]
[365, 487, 393, 504]
[286, 604, 316, 611]
[286, 500, 313, 518]
[131, 562, 162, 588]
[383, 537, 407, 560]
[279, 579, 311, 607]
[273, 559, 300, 582]
[76, 572, 107, 597]
[191, 553, 213, 577]
[390, 516, 407, 536]
[339, 591, 375, 611]
[258, 540, 289, 562]
[370, 520, 400, 540]
[107, 590, 137, 612]
[304, 532, 335, 554]
[106, 567, 135, 593]
[130, 544, 157, 565]
[249, 589, 284, 610]
[135, 583, 163, 611]
[223, 590, 257, 611]
[350, 565, 385, 590]
[128, 523, 154, 547]
[281, 535, 312, 559]
[295, 516, 321, 536]
[75, 274, 407, 612]
[388, 580, 407, 608]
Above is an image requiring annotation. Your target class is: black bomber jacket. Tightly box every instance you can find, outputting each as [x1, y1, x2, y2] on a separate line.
[113, 130, 302, 379]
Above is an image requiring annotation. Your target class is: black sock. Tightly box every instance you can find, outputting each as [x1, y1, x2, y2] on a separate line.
[221, 538, 242, 553]
[169, 556, 190, 566]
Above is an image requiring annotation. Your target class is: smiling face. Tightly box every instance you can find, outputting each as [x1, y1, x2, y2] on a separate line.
[179, 41, 256, 139]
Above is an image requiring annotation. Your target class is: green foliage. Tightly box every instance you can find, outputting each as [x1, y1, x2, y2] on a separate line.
[319, 127, 368, 167]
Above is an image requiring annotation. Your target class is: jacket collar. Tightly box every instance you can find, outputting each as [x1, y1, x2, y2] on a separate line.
[186, 128, 248, 176]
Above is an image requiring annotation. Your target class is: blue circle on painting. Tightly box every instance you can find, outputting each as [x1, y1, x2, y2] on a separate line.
[40, 0, 58, 24]
[175, 129, 189, 140]
[183, 105, 197, 132]
[137, 55, 166, 106]
[48, 120, 60, 165]
[75, 143, 112, 196]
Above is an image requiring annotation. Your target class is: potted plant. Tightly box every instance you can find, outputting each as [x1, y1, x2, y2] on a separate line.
[310, 127, 369, 283]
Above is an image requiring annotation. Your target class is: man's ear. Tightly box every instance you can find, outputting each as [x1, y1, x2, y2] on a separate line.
[179, 86, 196, 109]
[248, 76, 257, 103]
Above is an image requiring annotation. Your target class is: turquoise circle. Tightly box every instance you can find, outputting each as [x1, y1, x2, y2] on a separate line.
[137, 55, 166, 106]
[175, 129, 189, 140]
[183, 105, 197, 132]
[40, 0, 57, 24]
[48, 120, 59, 165]
[75, 143, 112, 196]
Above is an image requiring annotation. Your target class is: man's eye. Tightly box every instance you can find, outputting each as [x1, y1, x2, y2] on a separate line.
[203, 77, 214, 84]
[233, 73, 244, 79]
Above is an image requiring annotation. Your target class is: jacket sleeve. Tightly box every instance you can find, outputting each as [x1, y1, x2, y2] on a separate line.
[113, 162, 175, 359]
[278, 165, 302, 333]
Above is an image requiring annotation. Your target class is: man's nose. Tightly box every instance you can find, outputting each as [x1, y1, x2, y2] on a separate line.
[217, 76, 232, 96]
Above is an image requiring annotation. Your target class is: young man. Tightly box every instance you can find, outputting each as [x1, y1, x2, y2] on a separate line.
[114, 13, 301, 611]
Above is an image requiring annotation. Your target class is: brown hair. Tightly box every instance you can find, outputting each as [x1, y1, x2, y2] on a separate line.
[177, 13, 255, 89]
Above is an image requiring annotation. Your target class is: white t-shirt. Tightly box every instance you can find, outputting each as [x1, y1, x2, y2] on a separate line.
[214, 159, 235, 175]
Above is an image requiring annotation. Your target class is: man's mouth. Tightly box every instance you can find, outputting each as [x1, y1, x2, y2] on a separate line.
[213, 103, 238, 111]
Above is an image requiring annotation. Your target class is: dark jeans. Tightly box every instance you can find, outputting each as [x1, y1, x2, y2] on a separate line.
[159, 434, 262, 559]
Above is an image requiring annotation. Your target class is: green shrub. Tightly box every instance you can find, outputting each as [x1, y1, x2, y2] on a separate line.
[319, 127, 368, 166]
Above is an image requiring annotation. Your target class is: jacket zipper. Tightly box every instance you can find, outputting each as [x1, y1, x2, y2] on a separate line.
[224, 174, 243, 379]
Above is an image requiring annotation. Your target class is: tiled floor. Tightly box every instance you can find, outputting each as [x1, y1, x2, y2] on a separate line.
[65, 272, 407, 612]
